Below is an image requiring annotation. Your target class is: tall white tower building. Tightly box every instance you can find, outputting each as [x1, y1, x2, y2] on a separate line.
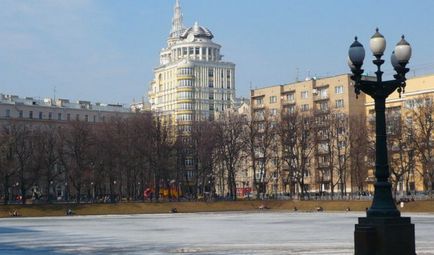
[148, 0, 236, 131]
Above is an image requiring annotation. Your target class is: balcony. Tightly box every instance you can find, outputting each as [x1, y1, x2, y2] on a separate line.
[316, 175, 331, 183]
[282, 99, 296, 105]
[177, 74, 195, 80]
[314, 108, 330, 115]
[252, 104, 265, 109]
[317, 162, 330, 168]
[314, 94, 329, 101]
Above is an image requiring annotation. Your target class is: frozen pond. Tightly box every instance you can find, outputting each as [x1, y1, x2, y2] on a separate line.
[0, 211, 433, 254]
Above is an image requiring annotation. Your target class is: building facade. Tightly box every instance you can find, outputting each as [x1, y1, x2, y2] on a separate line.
[250, 74, 367, 196]
[365, 74, 434, 195]
[250, 73, 434, 197]
[148, 0, 235, 132]
[0, 94, 132, 125]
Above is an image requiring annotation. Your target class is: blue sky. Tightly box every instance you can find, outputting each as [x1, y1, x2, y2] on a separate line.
[1, 0, 434, 105]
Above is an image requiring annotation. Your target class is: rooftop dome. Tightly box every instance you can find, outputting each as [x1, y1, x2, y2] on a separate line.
[181, 22, 213, 40]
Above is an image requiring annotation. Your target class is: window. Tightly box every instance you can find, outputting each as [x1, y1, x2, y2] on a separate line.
[185, 159, 193, 166]
[319, 102, 328, 111]
[177, 114, 192, 121]
[255, 110, 264, 120]
[335, 85, 344, 94]
[5, 109, 10, 118]
[255, 98, 263, 106]
[48, 112, 52, 120]
[269, 96, 277, 103]
[318, 142, 329, 153]
[335, 99, 344, 108]
[318, 88, 328, 98]
[38, 112, 43, 119]
[58, 113, 62, 120]
[178, 91, 193, 99]
[19, 110, 23, 118]
[285, 93, 295, 102]
[208, 80, 214, 88]
[93, 115, 96, 122]
[85, 115, 89, 122]
[179, 103, 193, 110]
[301, 104, 309, 112]
[29, 111, 33, 119]
[208, 68, 214, 77]
[209, 93, 214, 100]
[338, 141, 347, 149]
[286, 105, 295, 114]
[301, 91, 308, 99]
[179, 80, 193, 87]
[76, 114, 79, 121]
[186, 170, 194, 179]
[271, 108, 277, 116]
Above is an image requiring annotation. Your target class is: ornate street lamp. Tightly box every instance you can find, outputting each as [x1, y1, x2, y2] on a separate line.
[349, 28, 415, 255]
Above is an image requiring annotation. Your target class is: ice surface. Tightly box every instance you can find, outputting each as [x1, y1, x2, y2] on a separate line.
[0, 211, 433, 254]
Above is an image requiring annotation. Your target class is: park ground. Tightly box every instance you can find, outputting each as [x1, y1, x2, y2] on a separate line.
[1, 199, 434, 218]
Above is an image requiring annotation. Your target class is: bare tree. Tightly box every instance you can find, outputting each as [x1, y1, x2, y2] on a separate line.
[349, 114, 369, 194]
[34, 125, 64, 203]
[0, 122, 17, 204]
[279, 110, 315, 200]
[8, 122, 40, 204]
[411, 96, 434, 196]
[147, 115, 175, 201]
[191, 120, 217, 199]
[245, 109, 277, 198]
[386, 113, 416, 197]
[243, 113, 260, 198]
[215, 111, 246, 200]
[59, 121, 95, 204]
[330, 113, 351, 197]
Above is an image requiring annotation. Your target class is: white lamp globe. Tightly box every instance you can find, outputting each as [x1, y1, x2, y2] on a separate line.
[395, 35, 412, 64]
[370, 28, 386, 56]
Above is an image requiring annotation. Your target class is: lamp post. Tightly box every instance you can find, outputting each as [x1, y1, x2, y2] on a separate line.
[349, 28, 415, 255]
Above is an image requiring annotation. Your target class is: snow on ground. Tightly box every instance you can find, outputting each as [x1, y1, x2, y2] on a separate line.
[0, 211, 433, 254]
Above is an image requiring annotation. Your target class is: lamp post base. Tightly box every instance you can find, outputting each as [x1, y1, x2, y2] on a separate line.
[354, 217, 415, 255]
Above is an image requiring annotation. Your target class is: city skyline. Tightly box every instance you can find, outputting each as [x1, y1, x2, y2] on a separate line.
[1, 0, 434, 105]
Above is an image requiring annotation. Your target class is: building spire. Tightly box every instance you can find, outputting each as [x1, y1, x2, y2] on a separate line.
[170, 0, 184, 38]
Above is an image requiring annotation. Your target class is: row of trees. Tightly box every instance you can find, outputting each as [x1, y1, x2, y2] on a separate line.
[0, 96, 432, 204]
[385, 98, 434, 196]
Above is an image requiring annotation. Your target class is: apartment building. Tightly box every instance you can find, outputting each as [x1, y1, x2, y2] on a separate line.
[365, 74, 434, 194]
[250, 74, 367, 196]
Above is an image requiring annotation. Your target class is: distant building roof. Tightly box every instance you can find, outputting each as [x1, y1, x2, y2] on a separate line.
[0, 94, 131, 113]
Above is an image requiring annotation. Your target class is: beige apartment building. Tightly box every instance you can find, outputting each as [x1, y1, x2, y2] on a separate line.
[365, 74, 434, 194]
[249, 73, 434, 197]
[250, 74, 367, 196]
